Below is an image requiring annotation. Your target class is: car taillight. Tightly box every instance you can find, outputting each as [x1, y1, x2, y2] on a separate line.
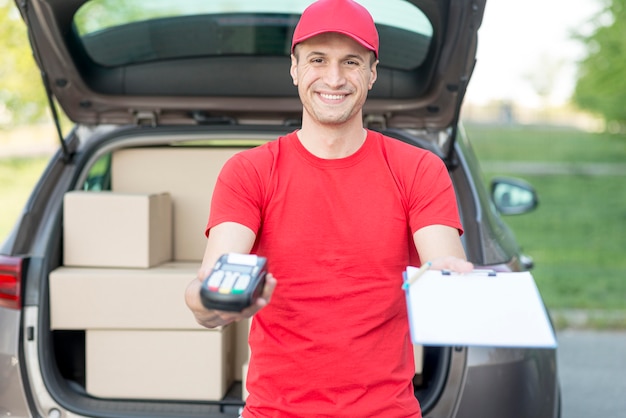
[0, 255, 23, 310]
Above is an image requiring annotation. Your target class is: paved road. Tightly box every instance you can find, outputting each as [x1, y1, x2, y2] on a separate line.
[557, 329, 626, 418]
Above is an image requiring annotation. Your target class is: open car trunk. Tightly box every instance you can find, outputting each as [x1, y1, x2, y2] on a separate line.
[32, 124, 470, 418]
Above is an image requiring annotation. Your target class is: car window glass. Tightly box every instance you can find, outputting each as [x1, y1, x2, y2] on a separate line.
[82, 154, 111, 191]
[73, 0, 433, 70]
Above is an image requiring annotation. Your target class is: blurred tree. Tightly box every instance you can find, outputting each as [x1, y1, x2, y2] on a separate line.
[1, 0, 196, 127]
[524, 53, 566, 106]
[573, 0, 626, 131]
[74, 0, 170, 35]
[0, 0, 49, 125]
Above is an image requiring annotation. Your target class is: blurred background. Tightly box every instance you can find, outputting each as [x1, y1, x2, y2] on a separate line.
[1, 0, 625, 327]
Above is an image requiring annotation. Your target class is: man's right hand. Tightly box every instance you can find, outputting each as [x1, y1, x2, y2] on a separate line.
[185, 272, 277, 328]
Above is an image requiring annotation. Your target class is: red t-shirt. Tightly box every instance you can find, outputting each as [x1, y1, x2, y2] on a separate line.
[207, 130, 462, 418]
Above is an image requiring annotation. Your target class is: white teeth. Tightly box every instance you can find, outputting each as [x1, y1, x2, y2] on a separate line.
[320, 93, 344, 100]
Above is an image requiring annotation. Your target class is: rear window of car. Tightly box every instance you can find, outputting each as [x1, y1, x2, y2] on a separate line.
[72, 0, 433, 71]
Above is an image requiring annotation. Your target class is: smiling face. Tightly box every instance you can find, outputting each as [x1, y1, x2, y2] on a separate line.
[290, 32, 378, 129]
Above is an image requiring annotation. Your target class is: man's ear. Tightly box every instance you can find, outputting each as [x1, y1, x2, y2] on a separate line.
[290, 54, 298, 86]
[368, 59, 379, 90]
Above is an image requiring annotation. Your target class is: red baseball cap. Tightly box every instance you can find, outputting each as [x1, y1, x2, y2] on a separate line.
[291, 0, 379, 58]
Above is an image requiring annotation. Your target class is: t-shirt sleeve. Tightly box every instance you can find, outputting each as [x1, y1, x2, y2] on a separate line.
[408, 151, 464, 235]
[205, 152, 266, 237]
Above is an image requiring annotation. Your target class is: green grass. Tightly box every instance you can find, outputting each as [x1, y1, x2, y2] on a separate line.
[464, 124, 626, 163]
[465, 124, 626, 320]
[0, 156, 49, 240]
[495, 175, 625, 309]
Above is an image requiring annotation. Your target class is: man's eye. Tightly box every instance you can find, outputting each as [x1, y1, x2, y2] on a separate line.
[311, 58, 324, 64]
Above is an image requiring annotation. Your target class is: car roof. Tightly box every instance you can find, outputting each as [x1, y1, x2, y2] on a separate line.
[17, 0, 485, 128]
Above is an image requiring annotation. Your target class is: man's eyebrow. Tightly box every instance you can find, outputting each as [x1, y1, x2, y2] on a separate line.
[305, 50, 326, 59]
[344, 53, 365, 62]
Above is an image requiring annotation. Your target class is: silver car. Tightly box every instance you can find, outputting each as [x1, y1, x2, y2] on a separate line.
[1, 0, 559, 417]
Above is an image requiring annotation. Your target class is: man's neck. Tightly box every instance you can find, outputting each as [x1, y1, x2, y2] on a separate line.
[297, 117, 367, 159]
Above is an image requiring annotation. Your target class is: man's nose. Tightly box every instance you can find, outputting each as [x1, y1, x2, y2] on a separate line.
[323, 62, 346, 88]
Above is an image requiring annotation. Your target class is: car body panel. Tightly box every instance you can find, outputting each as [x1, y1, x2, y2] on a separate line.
[0, 308, 31, 417]
[458, 346, 560, 418]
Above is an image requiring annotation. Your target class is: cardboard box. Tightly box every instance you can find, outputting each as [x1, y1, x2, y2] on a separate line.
[111, 148, 240, 261]
[63, 191, 172, 268]
[414, 344, 424, 375]
[49, 262, 203, 330]
[233, 318, 250, 380]
[242, 362, 249, 401]
[86, 328, 234, 400]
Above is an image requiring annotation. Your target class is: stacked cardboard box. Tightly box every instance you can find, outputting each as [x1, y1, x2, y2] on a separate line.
[110, 148, 241, 261]
[86, 327, 233, 400]
[53, 190, 235, 400]
[63, 191, 172, 268]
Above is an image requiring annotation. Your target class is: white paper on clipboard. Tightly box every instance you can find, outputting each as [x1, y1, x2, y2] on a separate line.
[403, 268, 557, 348]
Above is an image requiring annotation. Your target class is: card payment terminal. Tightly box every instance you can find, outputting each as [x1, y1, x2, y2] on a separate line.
[200, 253, 267, 312]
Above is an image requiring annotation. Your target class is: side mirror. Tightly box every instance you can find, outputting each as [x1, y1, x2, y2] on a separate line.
[490, 177, 538, 215]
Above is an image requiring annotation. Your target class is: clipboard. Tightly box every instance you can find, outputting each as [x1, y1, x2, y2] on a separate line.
[402, 267, 557, 348]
